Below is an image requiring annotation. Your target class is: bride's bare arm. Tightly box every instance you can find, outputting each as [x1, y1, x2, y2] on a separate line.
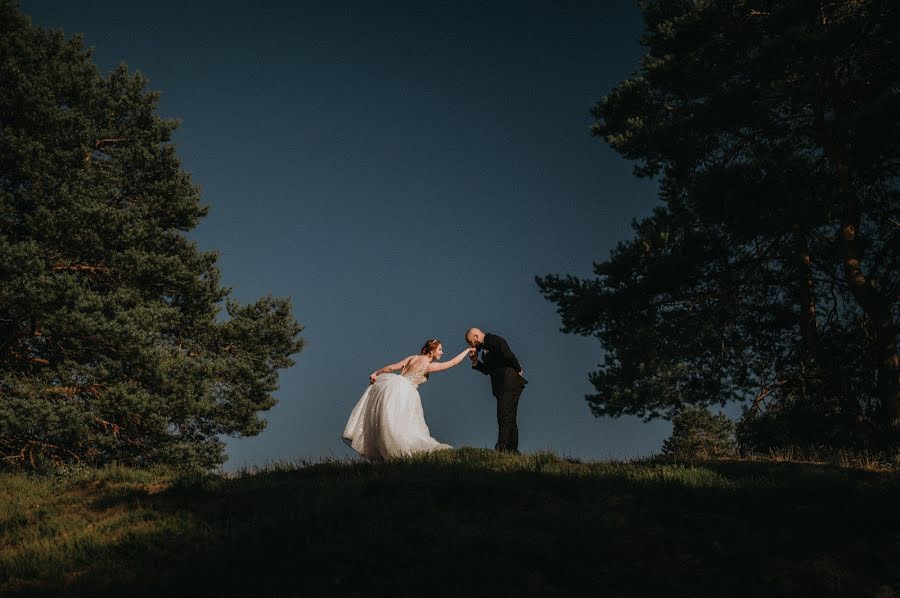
[370, 355, 415, 383]
[426, 348, 476, 374]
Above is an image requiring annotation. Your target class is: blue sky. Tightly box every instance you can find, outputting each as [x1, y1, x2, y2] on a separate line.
[21, 0, 672, 467]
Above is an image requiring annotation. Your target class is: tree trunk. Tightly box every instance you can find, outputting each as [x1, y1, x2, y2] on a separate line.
[814, 81, 900, 438]
[835, 162, 900, 435]
[793, 225, 818, 359]
[792, 225, 819, 404]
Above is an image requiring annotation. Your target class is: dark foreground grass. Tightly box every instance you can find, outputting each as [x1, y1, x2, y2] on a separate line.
[1, 448, 898, 597]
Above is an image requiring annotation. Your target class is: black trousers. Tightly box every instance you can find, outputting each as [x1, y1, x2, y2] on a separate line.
[495, 386, 524, 452]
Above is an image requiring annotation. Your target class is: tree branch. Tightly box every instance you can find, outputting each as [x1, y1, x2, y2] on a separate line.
[95, 137, 127, 147]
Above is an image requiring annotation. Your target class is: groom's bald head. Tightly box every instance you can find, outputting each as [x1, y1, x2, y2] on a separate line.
[465, 328, 484, 348]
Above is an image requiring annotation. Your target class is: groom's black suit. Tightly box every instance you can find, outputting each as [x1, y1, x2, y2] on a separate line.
[473, 333, 527, 452]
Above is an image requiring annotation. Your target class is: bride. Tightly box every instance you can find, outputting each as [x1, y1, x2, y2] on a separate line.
[342, 339, 474, 459]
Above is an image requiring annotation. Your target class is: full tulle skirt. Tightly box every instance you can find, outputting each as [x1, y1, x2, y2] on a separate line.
[342, 374, 452, 459]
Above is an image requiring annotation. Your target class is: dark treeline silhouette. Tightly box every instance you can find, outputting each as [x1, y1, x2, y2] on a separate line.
[538, 0, 899, 451]
[0, 3, 303, 469]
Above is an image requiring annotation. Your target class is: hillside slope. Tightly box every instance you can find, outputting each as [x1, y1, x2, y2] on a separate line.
[1, 449, 898, 597]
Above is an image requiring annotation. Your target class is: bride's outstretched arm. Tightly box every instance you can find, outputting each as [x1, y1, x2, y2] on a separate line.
[370, 356, 414, 383]
[427, 348, 476, 374]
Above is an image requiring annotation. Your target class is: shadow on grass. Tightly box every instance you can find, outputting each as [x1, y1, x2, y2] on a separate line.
[6, 449, 900, 598]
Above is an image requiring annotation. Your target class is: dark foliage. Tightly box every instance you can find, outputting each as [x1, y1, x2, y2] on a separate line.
[538, 0, 900, 448]
[0, 3, 304, 469]
[663, 405, 736, 459]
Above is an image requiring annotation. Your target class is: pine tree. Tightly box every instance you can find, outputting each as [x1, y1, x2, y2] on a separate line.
[537, 0, 899, 444]
[662, 405, 736, 460]
[0, 3, 304, 469]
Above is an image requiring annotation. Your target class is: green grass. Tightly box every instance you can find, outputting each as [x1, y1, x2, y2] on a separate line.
[1, 448, 898, 597]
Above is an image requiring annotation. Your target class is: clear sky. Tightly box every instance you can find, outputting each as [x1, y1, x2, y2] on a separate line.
[21, 0, 671, 468]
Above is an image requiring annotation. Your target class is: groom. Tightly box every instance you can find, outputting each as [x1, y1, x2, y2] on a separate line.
[465, 327, 527, 452]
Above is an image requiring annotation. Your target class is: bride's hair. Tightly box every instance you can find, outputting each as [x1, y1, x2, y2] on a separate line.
[420, 338, 441, 355]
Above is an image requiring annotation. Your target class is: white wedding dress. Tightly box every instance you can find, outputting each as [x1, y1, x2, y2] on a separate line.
[342, 365, 452, 459]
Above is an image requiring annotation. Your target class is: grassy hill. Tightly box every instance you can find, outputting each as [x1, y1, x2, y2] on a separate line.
[1, 448, 898, 597]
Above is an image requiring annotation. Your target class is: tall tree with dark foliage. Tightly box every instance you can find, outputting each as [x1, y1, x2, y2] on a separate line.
[0, 3, 304, 468]
[538, 0, 899, 446]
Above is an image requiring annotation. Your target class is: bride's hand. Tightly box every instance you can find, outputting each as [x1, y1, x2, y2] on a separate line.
[458, 347, 476, 360]
[369, 372, 378, 384]
[467, 348, 478, 365]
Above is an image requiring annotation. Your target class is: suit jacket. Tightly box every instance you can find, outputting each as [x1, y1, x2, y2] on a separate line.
[473, 333, 527, 397]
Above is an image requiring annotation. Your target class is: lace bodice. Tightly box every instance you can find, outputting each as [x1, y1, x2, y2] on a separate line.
[401, 367, 428, 386]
